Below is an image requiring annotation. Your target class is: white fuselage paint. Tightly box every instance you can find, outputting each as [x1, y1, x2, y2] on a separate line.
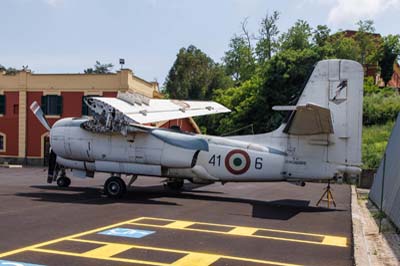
[50, 121, 338, 183]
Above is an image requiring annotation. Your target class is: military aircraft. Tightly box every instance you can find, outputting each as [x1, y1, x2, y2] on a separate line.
[30, 59, 363, 198]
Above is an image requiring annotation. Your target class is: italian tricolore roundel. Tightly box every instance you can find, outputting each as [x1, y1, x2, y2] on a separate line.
[225, 149, 251, 175]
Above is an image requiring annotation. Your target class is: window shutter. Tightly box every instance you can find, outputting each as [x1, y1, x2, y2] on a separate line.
[56, 96, 63, 115]
[41, 96, 47, 115]
[0, 95, 5, 114]
[82, 96, 86, 115]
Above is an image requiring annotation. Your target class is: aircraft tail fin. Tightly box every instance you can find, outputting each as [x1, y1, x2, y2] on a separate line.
[289, 59, 364, 168]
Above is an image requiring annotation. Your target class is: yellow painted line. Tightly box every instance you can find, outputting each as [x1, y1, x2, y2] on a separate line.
[31, 247, 170, 266]
[228, 226, 258, 236]
[0, 217, 146, 259]
[322, 236, 347, 247]
[171, 252, 219, 266]
[69, 238, 303, 266]
[69, 238, 188, 254]
[136, 217, 334, 237]
[129, 222, 346, 247]
[129, 217, 348, 247]
[164, 221, 194, 229]
[82, 243, 132, 258]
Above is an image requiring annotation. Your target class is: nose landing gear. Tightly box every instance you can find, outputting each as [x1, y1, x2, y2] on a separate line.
[56, 168, 71, 188]
[56, 176, 71, 188]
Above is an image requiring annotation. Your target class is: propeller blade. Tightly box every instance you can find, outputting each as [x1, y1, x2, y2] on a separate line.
[30, 101, 51, 131]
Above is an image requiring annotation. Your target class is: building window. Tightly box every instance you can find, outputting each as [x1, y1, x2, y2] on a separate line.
[0, 133, 5, 152]
[82, 95, 97, 116]
[0, 95, 5, 115]
[41, 95, 62, 115]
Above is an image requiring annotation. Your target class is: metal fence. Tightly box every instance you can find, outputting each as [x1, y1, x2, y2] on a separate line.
[369, 113, 400, 229]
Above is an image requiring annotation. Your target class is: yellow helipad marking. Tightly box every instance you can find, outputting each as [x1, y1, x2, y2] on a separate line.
[82, 243, 131, 258]
[321, 236, 347, 247]
[32, 247, 170, 266]
[172, 252, 219, 266]
[0, 216, 350, 265]
[164, 221, 194, 229]
[0, 216, 306, 266]
[0, 217, 145, 259]
[69, 238, 302, 266]
[228, 226, 258, 236]
[129, 217, 347, 247]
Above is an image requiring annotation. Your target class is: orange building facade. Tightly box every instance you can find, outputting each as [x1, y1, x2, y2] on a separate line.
[0, 69, 199, 165]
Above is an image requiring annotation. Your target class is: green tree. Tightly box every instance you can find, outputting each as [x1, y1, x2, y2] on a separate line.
[0, 64, 19, 75]
[355, 20, 381, 64]
[379, 34, 400, 86]
[84, 61, 114, 74]
[279, 20, 312, 51]
[312, 25, 334, 59]
[212, 76, 261, 135]
[255, 11, 280, 63]
[223, 35, 256, 84]
[330, 33, 360, 60]
[313, 25, 331, 47]
[257, 48, 320, 132]
[214, 47, 320, 135]
[164, 45, 232, 100]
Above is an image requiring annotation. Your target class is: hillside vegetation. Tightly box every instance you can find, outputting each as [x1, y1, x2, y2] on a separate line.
[363, 78, 400, 169]
[162, 12, 400, 170]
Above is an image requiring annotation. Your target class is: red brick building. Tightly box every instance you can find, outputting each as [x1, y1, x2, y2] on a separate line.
[0, 69, 199, 165]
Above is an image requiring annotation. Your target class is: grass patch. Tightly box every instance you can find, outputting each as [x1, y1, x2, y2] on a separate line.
[362, 121, 394, 169]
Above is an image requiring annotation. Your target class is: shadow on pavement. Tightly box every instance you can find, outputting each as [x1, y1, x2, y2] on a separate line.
[13, 183, 345, 220]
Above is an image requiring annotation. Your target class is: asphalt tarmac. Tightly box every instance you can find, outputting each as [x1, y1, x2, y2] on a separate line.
[0, 167, 352, 266]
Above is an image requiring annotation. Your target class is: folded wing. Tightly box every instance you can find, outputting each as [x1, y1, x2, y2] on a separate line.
[86, 92, 230, 125]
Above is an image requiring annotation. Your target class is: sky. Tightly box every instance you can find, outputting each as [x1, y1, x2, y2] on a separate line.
[1, 0, 400, 85]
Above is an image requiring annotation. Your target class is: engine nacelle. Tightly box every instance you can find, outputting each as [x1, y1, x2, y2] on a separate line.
[57, 156, 162, 176]
[51, 118, 199, 170]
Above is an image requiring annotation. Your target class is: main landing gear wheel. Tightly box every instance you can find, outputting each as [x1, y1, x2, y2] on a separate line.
[104, 176, 127, 199]
[166, 179, 184, 190]
[56, 177, 71, 188]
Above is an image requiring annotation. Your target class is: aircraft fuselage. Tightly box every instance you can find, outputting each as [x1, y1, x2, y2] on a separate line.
[51, 117, 340, 184]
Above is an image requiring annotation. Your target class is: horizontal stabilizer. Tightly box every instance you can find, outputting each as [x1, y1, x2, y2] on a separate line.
[272, 105, 297, 111]
[283, 103, 333, 135]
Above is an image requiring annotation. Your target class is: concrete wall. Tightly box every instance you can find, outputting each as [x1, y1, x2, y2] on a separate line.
[369, 113, 400, 230]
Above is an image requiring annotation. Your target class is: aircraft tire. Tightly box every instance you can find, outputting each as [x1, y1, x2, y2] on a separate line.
[57, 177, 71, 188]
[104, 176, 127, 198]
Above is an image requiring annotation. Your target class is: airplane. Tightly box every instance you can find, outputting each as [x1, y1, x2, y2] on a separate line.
[30, 59, 363, 199]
